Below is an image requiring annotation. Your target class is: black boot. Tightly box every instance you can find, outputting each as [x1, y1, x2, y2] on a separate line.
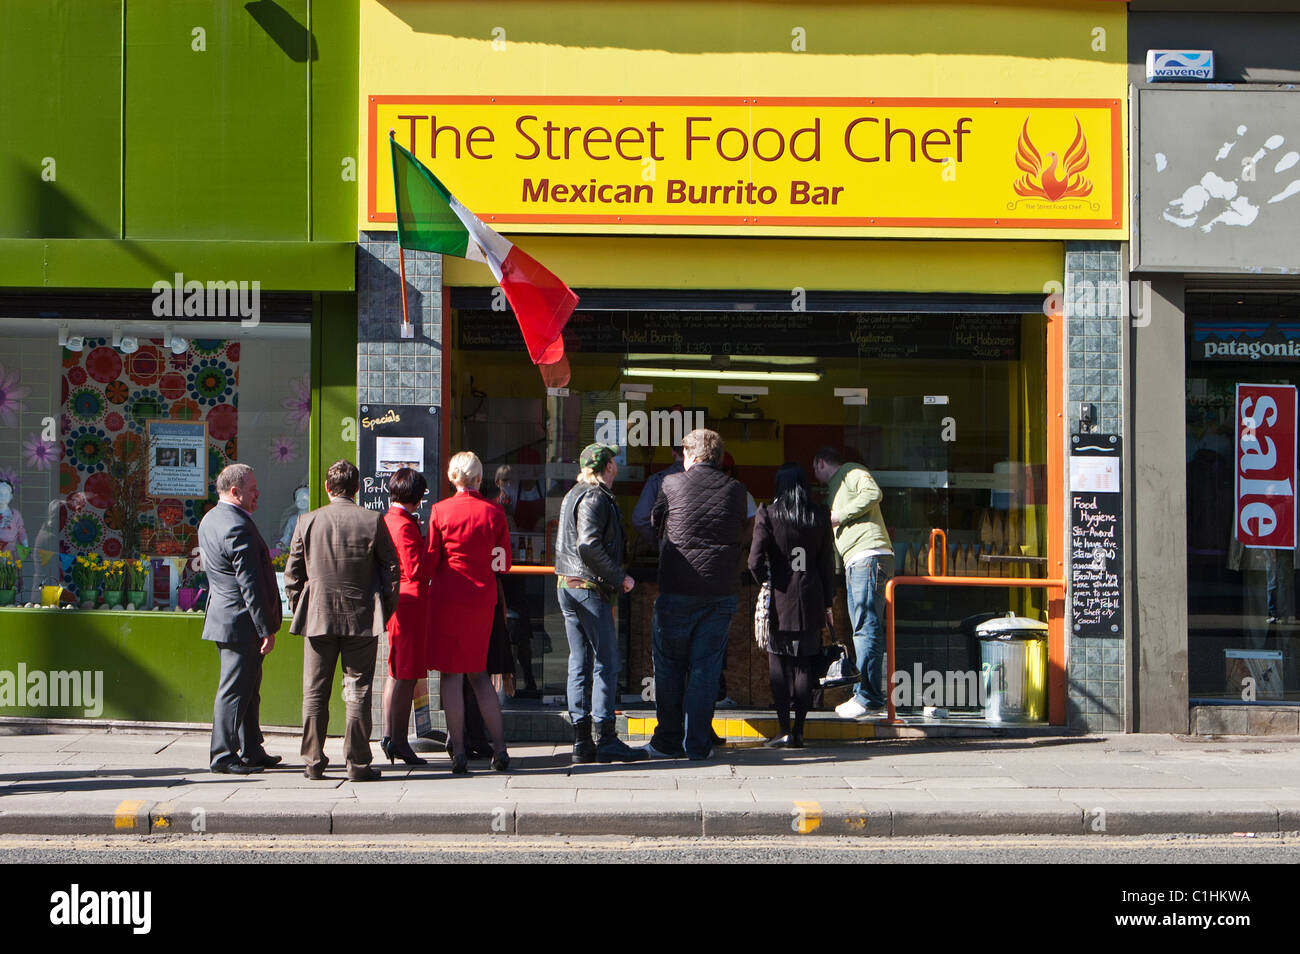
[572, 718, 596, 764]
[596, 719, 649, 763]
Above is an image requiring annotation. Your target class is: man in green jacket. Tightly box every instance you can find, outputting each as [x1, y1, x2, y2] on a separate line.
[813, 447, 894, 718]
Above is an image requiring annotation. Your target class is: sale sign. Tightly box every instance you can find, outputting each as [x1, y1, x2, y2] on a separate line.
[1236, 383, 1298, 549]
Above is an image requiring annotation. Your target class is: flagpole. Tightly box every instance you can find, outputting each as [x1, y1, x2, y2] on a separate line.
[390, 128, 413, 337]
[397, 244, 411, 335]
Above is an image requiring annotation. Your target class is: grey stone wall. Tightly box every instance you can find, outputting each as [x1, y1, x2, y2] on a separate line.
[356, 231, 445, 735]
[1064, 241, 1125, 733]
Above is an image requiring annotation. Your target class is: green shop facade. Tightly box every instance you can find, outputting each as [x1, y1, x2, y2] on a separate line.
[0, 2, 362, 730]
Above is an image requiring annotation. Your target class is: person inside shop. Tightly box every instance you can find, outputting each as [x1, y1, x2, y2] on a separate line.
[554, 442, 648, 764]
[427, 451, 513, 774]
[646, 428, 749, 760]
[749, 462, 836, 748]
[813, 447, 894, 720]
[715, 451, 758, 709]
[633, 438, 684, 550]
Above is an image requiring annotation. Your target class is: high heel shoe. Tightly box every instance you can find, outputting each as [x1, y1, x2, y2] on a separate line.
[381, 736, 394, 764]
[491, 750, 510, 772]
[392, 739, 428, 766]
[451, 753, 469, 774]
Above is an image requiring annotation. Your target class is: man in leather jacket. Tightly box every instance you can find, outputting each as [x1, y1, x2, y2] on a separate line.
[554, 443, 648, 764]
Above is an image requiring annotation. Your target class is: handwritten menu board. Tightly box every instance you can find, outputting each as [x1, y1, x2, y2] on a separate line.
[1069, 434, 1122, 636]
[357, 404, 440, 524]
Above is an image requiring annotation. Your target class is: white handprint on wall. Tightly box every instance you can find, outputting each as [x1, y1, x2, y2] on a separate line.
[1159, 125, 1300, 233]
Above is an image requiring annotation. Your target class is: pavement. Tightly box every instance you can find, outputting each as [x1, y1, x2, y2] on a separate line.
[3, 728, 1300, 838]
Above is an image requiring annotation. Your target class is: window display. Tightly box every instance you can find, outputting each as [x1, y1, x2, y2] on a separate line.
[0, 323, 310, 611]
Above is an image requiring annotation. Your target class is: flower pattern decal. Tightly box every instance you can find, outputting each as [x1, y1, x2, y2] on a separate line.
[188, 360, 234, 406]
[68, 387, 105, 425]
[68, 512, 105, 550]
[125, 345, 164, 386]
[84, 346, 123, 384]
[23, 434, 61, 471]
[65, 427, 110, 472]
[270, 437, 298, 465]
[282, 375, 311, 432]
[158, 372, 188, 401]
[82, 472, 115, 510]
[124, 389, 164, 430]
[168, 397, 201, 421]
[0, 362, 31, 427]
[206, 403, 238, 441]
[61, 337, 240, 560]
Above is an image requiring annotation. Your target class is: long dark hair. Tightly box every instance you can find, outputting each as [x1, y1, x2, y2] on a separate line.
[769, 462, 819, 532]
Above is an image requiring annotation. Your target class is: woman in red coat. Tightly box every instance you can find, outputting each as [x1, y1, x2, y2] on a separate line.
[381, 468, 434, 766]
[428, 451, 513, 773]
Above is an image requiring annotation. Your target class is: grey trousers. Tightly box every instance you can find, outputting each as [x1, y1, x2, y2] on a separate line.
[211, 641, 266, 769]
[301, 634, 377, 772]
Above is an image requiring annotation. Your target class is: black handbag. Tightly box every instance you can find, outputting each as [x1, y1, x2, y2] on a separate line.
[818, 632, 860, 688]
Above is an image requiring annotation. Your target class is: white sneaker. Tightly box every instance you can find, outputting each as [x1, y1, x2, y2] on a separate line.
[835, 698, 869, 719]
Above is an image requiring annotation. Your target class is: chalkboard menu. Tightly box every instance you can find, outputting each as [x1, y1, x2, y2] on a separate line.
[1069, 434, 1122, 636]
[459, 310, 1022, 361]
[357, 404, 441, 524]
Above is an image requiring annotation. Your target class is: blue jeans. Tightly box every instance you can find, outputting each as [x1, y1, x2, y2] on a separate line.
[560, 587, 620, 724]
[650, 592, 738, 759]
[846, 554, 893, 708]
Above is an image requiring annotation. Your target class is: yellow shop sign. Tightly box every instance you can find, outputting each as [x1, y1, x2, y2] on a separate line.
[367, 96, 1123, 237]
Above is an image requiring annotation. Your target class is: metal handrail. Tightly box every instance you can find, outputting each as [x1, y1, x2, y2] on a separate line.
[882, 528, 1065, 724]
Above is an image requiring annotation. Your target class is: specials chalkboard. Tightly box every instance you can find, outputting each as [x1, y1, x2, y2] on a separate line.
[1069, 434, 1122, 636]
[357, 404, 441, 524]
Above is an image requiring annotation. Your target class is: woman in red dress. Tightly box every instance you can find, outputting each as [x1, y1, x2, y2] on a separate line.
[381, 467, 433, 766]
[428, 451, 513, 773]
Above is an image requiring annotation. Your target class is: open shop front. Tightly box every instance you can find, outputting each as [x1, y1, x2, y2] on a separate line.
[447, 289, 1065, 728]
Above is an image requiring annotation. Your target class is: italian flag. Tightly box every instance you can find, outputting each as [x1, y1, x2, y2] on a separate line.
[390, 135, 576, 387]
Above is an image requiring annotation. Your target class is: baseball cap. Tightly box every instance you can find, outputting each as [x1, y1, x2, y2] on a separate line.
[580, 443, 618, 471]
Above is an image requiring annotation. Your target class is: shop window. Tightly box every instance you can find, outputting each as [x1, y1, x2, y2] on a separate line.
[451, 306, 1048, 712]
[1186, 292, 1300, 703]
[0, 322, 310, 611]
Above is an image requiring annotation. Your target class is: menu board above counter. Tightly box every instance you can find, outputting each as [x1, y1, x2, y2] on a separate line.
[459, 310, 1022, 361]
[1069, 434, 1122, 637]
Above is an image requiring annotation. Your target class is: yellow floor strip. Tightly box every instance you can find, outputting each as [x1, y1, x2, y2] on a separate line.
[624, 715, 875, 741]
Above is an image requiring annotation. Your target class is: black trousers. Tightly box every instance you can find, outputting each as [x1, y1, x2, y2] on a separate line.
[210, 640, 265, 769]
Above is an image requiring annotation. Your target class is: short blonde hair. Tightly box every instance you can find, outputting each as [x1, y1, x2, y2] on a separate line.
[448, 450, 483, 488]
[682, 428, 723, 465]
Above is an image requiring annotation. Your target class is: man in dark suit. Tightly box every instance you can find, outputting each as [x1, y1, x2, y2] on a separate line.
[284, 459, 399, 782]
[198, 463, 283, 775]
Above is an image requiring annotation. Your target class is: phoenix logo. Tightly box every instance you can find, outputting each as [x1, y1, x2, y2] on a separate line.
[1013, 117, 1092, 202]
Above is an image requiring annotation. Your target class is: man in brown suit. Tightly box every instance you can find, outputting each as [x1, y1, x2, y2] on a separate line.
[284, 459, 400, 781]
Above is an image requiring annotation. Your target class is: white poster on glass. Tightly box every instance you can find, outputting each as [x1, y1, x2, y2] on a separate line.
[146, 420, 209, 499]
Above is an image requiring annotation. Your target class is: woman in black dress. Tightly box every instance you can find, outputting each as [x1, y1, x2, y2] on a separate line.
[749, 462, 836, 748]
